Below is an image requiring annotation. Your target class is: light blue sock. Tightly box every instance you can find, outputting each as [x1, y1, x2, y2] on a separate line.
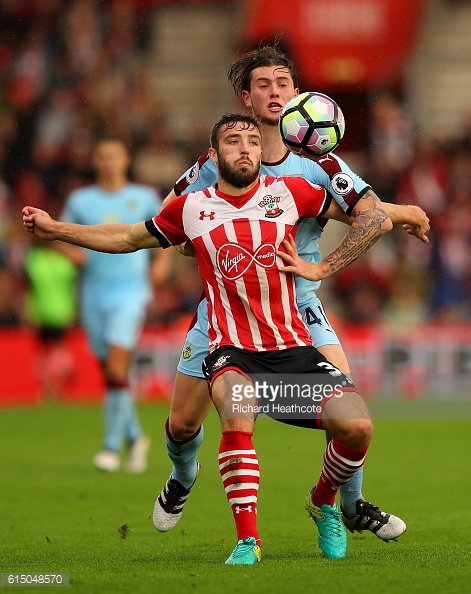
[123, 394, 143, 445]
[166, 421, 203, 489]
[104, 387, 140, 451]
[325, 432, 364, 518]
[339, 467, 364, 518]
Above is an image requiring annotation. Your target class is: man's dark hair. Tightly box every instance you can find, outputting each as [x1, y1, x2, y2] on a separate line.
[227, 40, 298, 98]
[210, 113, 261, 150]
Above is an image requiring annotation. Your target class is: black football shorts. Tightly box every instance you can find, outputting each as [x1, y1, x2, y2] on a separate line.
[203, 345, 358, 429]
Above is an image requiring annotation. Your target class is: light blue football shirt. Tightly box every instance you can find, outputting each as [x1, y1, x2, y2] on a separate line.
[62, 183, 162, 302]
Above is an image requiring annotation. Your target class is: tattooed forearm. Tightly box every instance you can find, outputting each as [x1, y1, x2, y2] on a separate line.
[323, 190, 392, 275]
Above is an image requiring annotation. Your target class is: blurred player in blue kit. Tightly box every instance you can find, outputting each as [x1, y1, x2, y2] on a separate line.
[153, 43, 430, 556]
[61, 138, 172, 472]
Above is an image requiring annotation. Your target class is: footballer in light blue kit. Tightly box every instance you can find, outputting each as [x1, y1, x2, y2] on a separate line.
[174, 149, 368, 378]
[61, 138, 162, 473]
[62, 183, 161, 357]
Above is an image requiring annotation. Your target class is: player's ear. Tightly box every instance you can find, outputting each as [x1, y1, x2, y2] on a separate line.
[294, 88, 300, 97]
[209, 147, 218, 164]
[242, 90, 252, 108]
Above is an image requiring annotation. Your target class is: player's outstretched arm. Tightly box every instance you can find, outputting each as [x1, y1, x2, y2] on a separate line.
[22, 206, 161, 252]
[323, 200, 430, 243]
[279, 190, 392, 281]
[322, 189, 392, 276]
[382, 203, 430, 243]
[279, 199, 431, 282]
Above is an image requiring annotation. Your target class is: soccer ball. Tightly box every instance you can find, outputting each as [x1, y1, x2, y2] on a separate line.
[279, 92, 345, 158]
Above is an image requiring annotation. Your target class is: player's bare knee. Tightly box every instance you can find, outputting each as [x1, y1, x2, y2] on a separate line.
[345, 418, 373, 449]
[168, 416, 200, 441]
[354, 417, 373, 445]
[324, 416, 373, 449]
[103, 362, 129, 386]
[102, 347, 132, 386]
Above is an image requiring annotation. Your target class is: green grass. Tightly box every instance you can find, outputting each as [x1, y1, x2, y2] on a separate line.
[1, 402, 471, 593]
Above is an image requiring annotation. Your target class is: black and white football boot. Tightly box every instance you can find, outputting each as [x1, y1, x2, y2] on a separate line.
[341, 500, 406, 542]
[153, 461, 201, 532]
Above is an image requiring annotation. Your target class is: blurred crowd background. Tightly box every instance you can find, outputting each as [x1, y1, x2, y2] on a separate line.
[1, 0, 471, 337]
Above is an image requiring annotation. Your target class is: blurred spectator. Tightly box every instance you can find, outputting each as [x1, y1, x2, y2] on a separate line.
[364, 152, 399, 206]
[395, 136, 450, 221]
[0, 178, 12, 266]
[0, 266, 22, 327]
[64, 0, 104, 75]
[369, 92, 414, 174]
[428, 163, 471, 320]
[132, 123, 191, 196]
[330, 260, 392, 324]
[383, 268, 429, 325]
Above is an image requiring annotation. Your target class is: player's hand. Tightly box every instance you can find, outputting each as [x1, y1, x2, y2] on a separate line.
[22, 206, 56, 241]
[175, 241, 195, 257]
[402, 206, 430, 243]
[277, 234, 331, 281]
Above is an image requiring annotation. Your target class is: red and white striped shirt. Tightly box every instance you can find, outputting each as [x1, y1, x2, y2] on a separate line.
[146, 175, 328, 353]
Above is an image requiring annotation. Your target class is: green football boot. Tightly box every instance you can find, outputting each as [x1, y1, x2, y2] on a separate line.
[305, 487, 347, 559]
[225, 537, 261, 565]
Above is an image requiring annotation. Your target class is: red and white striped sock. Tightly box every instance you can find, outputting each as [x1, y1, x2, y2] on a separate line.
[218, 431, 260, 545]
[313, 438, 369, 508]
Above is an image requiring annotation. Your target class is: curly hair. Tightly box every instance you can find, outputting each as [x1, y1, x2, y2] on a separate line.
[227, 40, 298, 98]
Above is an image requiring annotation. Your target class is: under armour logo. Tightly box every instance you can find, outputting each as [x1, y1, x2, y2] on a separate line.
[235, 505, 253, 514]
[216, 243, 276, 280]
[199, 211, 215, 220]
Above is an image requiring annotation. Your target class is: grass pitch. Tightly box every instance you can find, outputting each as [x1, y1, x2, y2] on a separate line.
[1, 401, 471, 593]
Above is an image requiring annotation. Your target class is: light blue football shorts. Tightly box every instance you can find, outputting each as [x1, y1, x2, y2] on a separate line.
[81, 290, 148, 361]
[176, 295, 340, 379]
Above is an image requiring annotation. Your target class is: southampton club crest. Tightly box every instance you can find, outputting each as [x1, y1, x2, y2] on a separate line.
[258, 195, 283, 218]
[212, 355, 231, 371]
